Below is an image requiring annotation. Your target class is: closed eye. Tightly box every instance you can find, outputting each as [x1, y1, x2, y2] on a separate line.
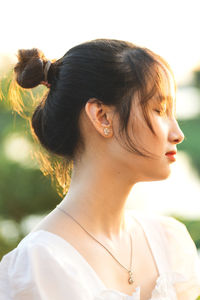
[154, 109, 164, 115]
[154, 103, 167, 115]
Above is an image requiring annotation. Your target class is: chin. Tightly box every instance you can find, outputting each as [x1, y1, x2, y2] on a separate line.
[157, 173, 171, 181]
[155, 168, 171, 181]
[144, 167, 171, 182]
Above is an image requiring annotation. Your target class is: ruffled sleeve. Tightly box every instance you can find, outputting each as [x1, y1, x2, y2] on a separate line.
[158, 215, 200, 300]
[0, 235, 92, 300]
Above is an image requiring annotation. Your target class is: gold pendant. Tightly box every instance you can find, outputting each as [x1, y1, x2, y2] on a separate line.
[128, 270, 134, 284]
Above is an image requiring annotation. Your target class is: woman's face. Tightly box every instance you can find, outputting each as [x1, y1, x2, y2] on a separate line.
[112, 74, 184, 183]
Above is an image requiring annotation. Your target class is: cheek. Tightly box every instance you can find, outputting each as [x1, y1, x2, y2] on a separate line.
[127, 116, 155, 152]
[151, 117, 169, 141]
[130, 115, 169, 157]
[111, 108, 168, 163]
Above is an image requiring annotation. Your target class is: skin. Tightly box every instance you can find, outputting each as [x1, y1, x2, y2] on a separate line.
[57, 72, 184, 249]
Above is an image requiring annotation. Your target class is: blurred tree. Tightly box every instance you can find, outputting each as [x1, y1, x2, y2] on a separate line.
[178, 117, 200, 177]
[172, 215, 200, 249]
[0, 66, 60, 259]
[0, 71, 60, 221]
[193, 69, 200, 89]
[177, 67, 200, 177]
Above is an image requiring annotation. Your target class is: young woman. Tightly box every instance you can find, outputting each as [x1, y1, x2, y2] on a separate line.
[0, 39, 200, 300]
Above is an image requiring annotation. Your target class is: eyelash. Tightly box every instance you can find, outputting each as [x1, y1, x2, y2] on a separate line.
[154, 104, 168, 115]
[154, 109, 164, 115]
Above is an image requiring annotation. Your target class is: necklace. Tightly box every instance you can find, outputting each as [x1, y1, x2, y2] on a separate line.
[56, 205, 134, 284]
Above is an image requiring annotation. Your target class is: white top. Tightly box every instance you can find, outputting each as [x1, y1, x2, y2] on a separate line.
[0, 211, 200, 300]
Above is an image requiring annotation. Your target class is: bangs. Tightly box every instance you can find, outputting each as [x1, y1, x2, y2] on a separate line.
[138, 55, 176, 135]
[154, 61, 176, 115]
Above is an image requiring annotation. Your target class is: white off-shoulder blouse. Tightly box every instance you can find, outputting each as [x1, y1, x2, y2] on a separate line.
[0, 211, 200, 300]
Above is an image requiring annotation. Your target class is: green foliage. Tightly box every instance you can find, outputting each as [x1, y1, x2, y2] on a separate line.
[171, 216, 200, 249]
[0, 74, 59, 218]
[178, 117, 200, 177]
[0, 160, 59, 222]
[0, 235, 16, 261]
[182, 68, 200, 178]
[193, 69, 200, 89]
[0, 69, 61, 259]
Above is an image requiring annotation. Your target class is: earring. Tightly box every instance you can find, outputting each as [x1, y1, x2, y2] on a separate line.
[103, 127, 111, 136]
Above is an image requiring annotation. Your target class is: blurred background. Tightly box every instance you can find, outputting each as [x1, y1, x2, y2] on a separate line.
[0, 0, 200, 260]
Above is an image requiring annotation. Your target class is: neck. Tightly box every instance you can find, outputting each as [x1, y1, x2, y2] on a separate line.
[59, 158, 136, 240]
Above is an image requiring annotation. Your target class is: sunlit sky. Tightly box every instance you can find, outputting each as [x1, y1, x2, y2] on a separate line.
[1, 0, 200, 84]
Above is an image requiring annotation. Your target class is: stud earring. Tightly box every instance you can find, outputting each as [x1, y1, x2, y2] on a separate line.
[103, 127, 111, 136]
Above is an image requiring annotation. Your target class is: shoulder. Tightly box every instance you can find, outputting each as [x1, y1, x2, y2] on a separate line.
[153, 214, 193, 246]
[0, 231, 78, 299]
[0, 231, 57, 282]
[128, 209, 193, 245]
[153, 214, 199, 261]
[0, 232, 48, 298]
[155, 214, 189, 235]
[157, 215, 200, 299]
[0, 230, 78, 276]
[130, 211, 198, 259]
[0, 230, 97, 299]
[128, 210, 200, 299]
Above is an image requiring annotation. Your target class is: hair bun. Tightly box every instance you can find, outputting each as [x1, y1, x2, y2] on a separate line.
[14, 48, 47, 88]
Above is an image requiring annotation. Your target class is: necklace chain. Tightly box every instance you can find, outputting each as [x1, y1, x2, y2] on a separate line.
[56, 205, 134, 284]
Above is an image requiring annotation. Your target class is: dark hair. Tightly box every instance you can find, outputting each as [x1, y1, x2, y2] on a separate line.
[13, 39, 175, 195]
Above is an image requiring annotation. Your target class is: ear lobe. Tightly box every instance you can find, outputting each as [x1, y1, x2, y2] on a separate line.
[85, 99, 113, 137]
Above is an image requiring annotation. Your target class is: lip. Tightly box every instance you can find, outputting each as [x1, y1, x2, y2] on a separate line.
[165, 151, 177, 161]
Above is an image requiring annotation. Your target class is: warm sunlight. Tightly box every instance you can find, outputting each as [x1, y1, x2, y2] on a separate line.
[1, 0, 200, 84]
[0, 3, 200, 299]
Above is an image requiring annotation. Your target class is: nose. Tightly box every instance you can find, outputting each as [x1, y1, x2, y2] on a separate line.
[169, 119, 184, 145]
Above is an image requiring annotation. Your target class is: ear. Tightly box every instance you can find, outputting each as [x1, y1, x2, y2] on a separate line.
[85, 98, 114, 138]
